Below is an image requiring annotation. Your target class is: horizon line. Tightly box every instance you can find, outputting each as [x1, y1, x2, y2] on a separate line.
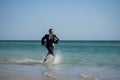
[0, 40, 120, 41]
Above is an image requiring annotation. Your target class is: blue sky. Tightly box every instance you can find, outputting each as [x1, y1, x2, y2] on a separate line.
[0, 0, 120, 40]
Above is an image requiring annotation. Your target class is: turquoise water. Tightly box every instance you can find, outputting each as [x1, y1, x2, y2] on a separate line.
[0, 40, 120, 80]
[0, 41, 120, 66]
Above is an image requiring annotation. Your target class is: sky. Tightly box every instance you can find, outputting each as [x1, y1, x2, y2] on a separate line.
[0, 0, 120, 40]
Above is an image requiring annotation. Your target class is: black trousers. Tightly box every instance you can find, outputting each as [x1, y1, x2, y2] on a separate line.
[44, 46, 55, 62]
[44, 46, 54, 62]
[46, 46, 54, 56]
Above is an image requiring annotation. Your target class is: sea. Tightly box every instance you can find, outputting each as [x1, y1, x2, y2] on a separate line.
[0, 40, 120, 80]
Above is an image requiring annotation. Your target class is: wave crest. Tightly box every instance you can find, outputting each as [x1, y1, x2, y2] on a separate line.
[9, 58, 43, 64]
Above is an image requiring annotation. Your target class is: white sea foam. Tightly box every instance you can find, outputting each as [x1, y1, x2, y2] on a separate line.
[10, 58, 43, 64]
[54, 54, 61, 64]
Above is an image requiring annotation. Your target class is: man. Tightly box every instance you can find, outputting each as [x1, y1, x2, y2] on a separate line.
[41, 29, 59, 62]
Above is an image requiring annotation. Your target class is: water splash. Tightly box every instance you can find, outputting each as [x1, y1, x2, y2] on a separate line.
[44, 50, 62, 64]
[44, 54, 61, 64]
[54, 54, 61, 64]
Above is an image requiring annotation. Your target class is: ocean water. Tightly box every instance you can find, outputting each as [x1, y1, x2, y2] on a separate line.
[0, 40, 120, 80]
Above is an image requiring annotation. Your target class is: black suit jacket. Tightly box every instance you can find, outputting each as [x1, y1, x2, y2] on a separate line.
[41, 34, 59, 47]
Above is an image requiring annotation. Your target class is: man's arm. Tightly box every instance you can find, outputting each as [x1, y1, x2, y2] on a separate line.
[53, 35, 59, 44]
[41, 35, 46, 46]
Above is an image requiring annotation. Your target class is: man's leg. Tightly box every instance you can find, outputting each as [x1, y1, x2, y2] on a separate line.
[43, 46, 54, 62]
[47, 46, 54, 56]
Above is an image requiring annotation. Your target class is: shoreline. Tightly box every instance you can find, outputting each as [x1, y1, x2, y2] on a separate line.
[0, 63, 46, 80]
[0, 63, 120, 80]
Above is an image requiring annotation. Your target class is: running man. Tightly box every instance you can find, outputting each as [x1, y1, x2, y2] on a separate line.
[41, 29, 59, 62]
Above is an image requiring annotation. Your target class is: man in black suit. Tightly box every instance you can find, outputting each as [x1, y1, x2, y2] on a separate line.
[41, 29, 59, 62]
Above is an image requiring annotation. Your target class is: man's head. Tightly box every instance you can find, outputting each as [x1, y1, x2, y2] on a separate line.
[49, 29, 54, 34]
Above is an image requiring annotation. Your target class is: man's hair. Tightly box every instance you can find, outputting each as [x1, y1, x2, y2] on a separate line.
[49, 28, 53, 31]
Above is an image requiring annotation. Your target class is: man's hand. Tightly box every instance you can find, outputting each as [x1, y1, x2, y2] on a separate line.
[54, 37, 58, 41]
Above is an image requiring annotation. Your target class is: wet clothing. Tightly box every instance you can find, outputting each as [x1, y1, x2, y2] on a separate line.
[41, 34, 59, 58]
